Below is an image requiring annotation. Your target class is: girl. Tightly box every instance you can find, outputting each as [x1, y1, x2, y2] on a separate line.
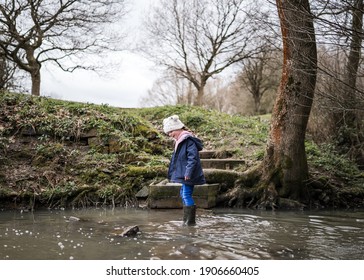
[163, 115, 206, 225]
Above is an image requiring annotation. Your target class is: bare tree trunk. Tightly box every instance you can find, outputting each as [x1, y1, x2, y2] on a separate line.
[345, 1, 363, 90]
[195, 86, 205, 106]
[31, 69, 41, 96]
[27, 50, 42, 96]
[187, 81, 193, 105]
[253, 95, 261, 114]
[340, 0, 363, 163]
[260, 0, 317, 205]
[0, 50, 5, 90]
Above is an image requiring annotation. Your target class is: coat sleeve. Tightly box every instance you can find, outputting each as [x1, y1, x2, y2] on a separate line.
[184, 139, 198, 178]
[167, 153, 175, 181]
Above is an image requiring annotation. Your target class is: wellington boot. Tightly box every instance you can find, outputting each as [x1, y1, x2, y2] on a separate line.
[183, 205, 196, 226]
[183, 206, 188, 224]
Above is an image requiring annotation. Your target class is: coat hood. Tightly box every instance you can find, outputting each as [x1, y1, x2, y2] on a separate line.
[187, 135, 204, 151]
[175, 131, 204, 151]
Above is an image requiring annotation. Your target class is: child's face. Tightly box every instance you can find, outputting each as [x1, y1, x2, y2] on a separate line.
[168, 129, 182, 140]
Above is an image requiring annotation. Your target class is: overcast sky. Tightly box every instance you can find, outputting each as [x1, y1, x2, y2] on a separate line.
[41, 0, 158, 108]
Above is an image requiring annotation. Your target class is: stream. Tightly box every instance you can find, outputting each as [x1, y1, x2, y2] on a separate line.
[0, 207, 363, 260]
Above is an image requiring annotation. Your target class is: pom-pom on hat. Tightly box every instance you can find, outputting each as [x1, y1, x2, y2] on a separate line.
[163, 115, 185, 134]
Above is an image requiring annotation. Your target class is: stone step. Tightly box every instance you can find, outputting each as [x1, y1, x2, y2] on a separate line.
[199, 150, 233, 159]
[200, 158, 245, 170]
[138, 150, 244, 210]
[148, 180, 219, 209]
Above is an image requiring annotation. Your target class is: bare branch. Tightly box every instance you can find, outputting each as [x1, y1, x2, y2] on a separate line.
[0, 0, 128, 95]
[139, 0, 270, 105]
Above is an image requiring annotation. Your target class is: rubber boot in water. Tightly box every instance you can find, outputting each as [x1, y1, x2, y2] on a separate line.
[183, 205, 196, 226]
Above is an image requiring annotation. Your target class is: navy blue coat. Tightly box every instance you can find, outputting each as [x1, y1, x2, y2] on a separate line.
[168, 135, 206, 186]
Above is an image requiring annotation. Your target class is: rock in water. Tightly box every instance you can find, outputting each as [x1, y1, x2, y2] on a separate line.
[68, 216, 81, 222]
[121, 225, 140, 237]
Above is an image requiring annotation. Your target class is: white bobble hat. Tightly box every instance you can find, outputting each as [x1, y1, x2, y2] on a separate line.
[163, 115, 185, 134]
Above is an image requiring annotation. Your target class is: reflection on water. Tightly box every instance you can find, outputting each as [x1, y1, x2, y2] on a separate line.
[0, 207, 363, 260]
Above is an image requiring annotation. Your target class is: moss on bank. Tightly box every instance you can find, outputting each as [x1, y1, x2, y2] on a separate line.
[0, 92, 168, 209]
[0, 92, 363, 210]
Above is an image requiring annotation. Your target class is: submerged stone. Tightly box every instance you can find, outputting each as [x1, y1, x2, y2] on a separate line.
[68, 216, 81, 222]
[112, 225, 140, 237]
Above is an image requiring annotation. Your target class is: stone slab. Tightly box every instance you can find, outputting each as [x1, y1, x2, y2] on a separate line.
[199, 150, 233, 159]
[200, 159, 245, 170]
[148, 182, 219, 209]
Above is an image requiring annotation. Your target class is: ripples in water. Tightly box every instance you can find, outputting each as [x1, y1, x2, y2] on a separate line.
[0, 208, 363, 260]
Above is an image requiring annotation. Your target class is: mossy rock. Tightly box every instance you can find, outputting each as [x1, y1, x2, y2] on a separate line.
[126, 166, 167, 178]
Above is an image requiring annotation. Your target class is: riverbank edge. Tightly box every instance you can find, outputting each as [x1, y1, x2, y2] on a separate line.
[1, 92, 363, 211]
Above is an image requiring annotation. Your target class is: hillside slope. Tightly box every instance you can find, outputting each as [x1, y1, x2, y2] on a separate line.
[0, 92, 363, 210]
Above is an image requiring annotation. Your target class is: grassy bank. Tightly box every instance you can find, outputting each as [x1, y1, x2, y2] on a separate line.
[0, 92, 363, 210]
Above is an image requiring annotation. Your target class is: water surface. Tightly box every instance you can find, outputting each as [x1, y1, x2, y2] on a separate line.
[0, 208, 363, 260]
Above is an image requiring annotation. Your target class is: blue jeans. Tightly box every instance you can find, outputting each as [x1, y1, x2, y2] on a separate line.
[180, 184, 195, 206]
